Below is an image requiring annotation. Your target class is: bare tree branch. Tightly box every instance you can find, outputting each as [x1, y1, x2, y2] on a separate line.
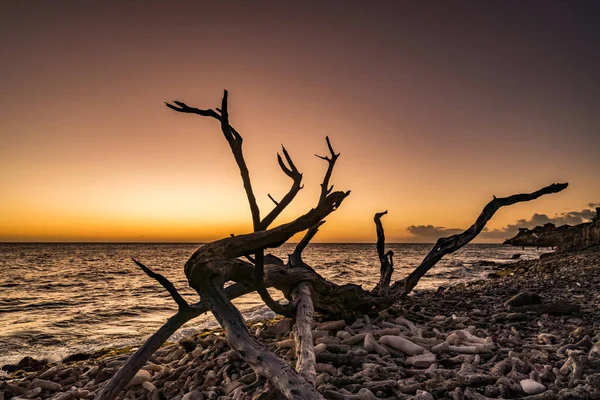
[398, 182, 569, 294]
[95, 282, 253, 400]
[291, 137, 340, 265]
[372, 211, 394, 294]
[199, 279, 324, 400]
[292, 282, 316, 385]
[132, 258, 190, 309]
[260, 146, 303, 229]
[267, 193, 279, 206]
[254, 250, 294, 317]
[166, 90, 261, 230]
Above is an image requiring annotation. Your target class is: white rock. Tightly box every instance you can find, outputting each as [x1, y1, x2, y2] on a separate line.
[520, 379, 546, 395]
[126, 369, 151, 387]
[379, 335, 425, 355]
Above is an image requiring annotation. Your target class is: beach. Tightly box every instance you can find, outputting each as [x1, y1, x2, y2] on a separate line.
[2, 247, 599, 399]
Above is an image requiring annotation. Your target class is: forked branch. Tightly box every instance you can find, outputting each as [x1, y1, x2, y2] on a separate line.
[291, 137, 340, 266]
[167, 91, 292, 315]
[261, 146, 304, 229]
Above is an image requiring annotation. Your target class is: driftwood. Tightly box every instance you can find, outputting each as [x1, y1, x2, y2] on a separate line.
[95, 90, 568, 399]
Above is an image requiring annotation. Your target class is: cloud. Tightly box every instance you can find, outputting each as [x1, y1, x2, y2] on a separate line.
[407, 206, 597, 241]
[589, 203, 600, 208]
[406, 225, 463, 239]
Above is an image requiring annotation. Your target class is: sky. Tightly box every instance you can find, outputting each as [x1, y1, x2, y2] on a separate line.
[1, 1, 599, 243]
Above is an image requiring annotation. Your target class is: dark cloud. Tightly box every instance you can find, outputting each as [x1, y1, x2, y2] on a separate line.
[407, 207, 597, 241]
[406, 225, 463, 239]
[589, 203, 600, 208]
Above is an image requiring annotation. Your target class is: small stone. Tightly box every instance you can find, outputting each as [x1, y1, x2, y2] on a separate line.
[406, 352, 436, 368]
[39, 365, 62, 379]
[314, 343, 328, 355]
[142, 381, 157, 392]
[32, 378, 62, 392]
[412, 390, 435, 400]
[379, 335, 425, 355]
[53, 393, 74, 400]
[181, 390, 203, 400]
[316, 320, 345, 331]
[520, 379, 546, 395]
[266, 318, 292, 335]
[126, 369, 151, 387]
[24, 387, 42, 397]
[336, 331, 351, 340]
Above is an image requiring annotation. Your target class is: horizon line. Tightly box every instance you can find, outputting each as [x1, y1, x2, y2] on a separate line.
[0, 241, 510, 245]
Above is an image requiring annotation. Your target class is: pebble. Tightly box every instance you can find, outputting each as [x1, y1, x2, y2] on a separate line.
[520, 378, 547, 394]
[126, 369, 151, 387]
[379, 335, 425, 355]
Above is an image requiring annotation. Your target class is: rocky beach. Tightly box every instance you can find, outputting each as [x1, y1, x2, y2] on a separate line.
[2, 247, 599, 400]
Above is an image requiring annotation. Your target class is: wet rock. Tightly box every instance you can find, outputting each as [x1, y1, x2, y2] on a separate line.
[63, 353, 92, 363]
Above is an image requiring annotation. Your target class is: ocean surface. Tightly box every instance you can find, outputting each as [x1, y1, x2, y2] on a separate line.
[0, 243, 550, 366]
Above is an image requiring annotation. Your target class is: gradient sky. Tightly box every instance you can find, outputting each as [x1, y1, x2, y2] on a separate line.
[1, 1, 599, 243]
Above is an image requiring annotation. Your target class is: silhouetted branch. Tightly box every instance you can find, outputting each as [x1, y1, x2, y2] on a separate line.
[132, 258, 189, 309]
[289, 221, 325, 269]
[291, 137, 340, 265]
[254, 250, 294, 317]
[267, 193, 279, 206]
[399, 182, 569, 294]
[260, 146, 303, 229]
[166, 90, 261, 230]
[372, 211, 394, 294]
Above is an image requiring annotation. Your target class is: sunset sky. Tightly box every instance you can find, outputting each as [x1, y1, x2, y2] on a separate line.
[1, 1, 599, 243]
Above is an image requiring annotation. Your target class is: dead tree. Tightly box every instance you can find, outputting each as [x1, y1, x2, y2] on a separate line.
[95, 90, 568, 400]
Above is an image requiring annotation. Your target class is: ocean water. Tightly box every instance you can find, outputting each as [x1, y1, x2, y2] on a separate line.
[0, 243, 549, 366]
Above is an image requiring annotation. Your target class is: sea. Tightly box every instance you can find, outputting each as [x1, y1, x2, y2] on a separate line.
[0, 243, 550, 366]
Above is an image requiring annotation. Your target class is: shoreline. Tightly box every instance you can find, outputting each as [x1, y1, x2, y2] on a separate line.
[2, 247, 599, 399]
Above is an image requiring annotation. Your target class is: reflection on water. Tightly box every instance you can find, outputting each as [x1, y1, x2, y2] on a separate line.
[0, 243, 550, 365]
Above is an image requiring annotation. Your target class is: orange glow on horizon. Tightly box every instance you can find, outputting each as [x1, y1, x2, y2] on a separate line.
[1, 2, 598, 243]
